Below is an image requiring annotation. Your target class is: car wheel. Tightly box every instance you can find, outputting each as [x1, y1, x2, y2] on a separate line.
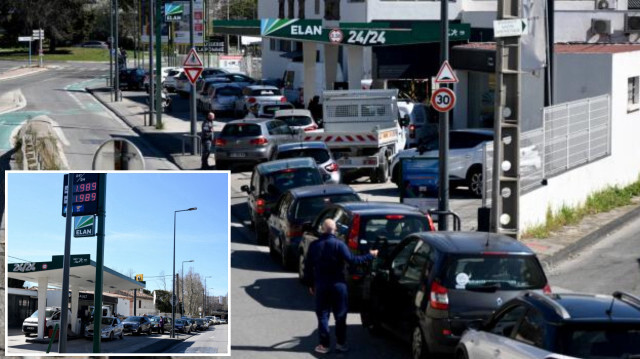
[136, 328, 141, 335]
[298, 250, 306, 283]
[370, 153, 390, 183]
[455, 347, 469, 359]
[411, 325, 429, 359]
[466, 165, 483, 198]
[120, 331, 123, 339]
[109, 331, 114, 341]
[281, 240, 295, 271]
[268, 234, 278, 259]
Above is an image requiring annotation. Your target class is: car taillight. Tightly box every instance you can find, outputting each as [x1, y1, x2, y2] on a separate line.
[386, 215, 404, 220]
[248, 97, 256, 103]
[288, 225, 303, 237]
[215, 138, 227, 146]
[256, 198, 265, 215]
[481, 251, 508, 256]
[304, 124, 318, 131]
[250, 137, 269, 146]
[543, 283, 552, 294]
[347, 214, 360, 250]
[409, 124, 416, 139]
[426, 214, 435, 231]
[430, 281, 449, 310]
[324, 163, 339, 172]
[280, 96, 287, 103]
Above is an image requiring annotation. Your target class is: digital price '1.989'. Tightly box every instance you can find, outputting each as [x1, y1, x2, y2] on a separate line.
[74, 182, 97, 193]
[74, 193, 97, 203]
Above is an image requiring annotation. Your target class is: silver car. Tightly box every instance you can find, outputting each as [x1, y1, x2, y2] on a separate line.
[85, 316, 124, 340]
[208, 83, 243, 113]
[270, 142, 340, 184]
[214, 118, 300, 170]
[235, 85, 286, 118]
[274, 109, 319, 132]
[197, 77, 231, 112]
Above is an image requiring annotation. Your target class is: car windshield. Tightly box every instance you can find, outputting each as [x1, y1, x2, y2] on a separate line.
[167, 70, 180, 76]
[264, 168, 323, 197]
[251, 89, 281, 96]
[442, 254, 546, 290]
[124, 316, 141, 322]
[294, 194, 360, 221]
[277, 116, 313, 127]
[101, 318, 113, 325]
[221, 124, 261, 137]
[276, 149, 331, 164]
[558, 325, 640, 358]
[30, 309, 55, 318]
[217, 87, 242, 96]
[175, 319, 184, 325]
[149, 317, 159, 323]
[361, 215, 430, 243]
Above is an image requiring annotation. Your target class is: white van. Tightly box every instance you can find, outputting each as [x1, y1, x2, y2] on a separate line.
[397, 100, 437, 148]
[282, 62, 344, 107]
[22, 306, 72, 337]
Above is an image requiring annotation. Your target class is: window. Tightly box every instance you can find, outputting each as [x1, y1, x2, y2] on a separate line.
[298, 0, 306, 18]
[315, 0, 320, 14]
[325, 0, 340, 20]
[514, 309, 545, 348]
[390, 238, 420, 277]
[288, 0, 295, 17]
[278, 0, 285, 18]
[139, 300, 142, 308]
[400, 242, 431, 286]
[628, 76, 639, 112]
[488, 305, 527, 337]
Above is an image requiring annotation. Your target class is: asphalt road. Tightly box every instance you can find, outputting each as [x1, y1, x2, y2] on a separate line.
[162, 324, 229, 354]
[0, 60, 23, 74]
[0, 61, 176, 170]
[547, 212, 640, 296]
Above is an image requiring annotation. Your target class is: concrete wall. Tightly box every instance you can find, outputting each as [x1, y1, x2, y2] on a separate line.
[554, 11, 640, 43]
[117, 298, 130, 317]
[554, 53, 612, 103]
[367, 0, 463, 21]
[519, 50, 640, 231]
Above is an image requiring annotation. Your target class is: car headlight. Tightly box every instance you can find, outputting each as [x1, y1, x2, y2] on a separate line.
[102, 327, 111, 332]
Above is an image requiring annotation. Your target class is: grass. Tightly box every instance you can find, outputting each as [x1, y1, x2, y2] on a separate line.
[523, 176, 640, 238]
[0, 47, 109, 62]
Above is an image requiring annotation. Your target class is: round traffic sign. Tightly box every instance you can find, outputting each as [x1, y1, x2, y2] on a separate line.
[430, 87, 456, 112]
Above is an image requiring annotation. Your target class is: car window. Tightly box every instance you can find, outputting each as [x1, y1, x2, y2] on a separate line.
[263, 104, 294, 117]
[52, 312, 60, 320]
[101, 317, 114, 325]
[277, 116, 313, 127]
[514, 309, 545, 348]
[389, 237, 420, 277]
[217, 87, 242, 96]
[333, 209, 349, 240]
[362, 215, 431, 244]
[251, 88, 281, 96]
[450, 132, 492, 149]
[399, 241, 432, 286]
[313, 208, 337, 233]
[442, 254, 547, 290]
[221, 124, 262, 137]
[276, 148, 331, 163]
[293, 194, 359, 222]
[269, 120, 292, 135]
[558, 324, 640, 358]
[487, 305, 527, 337]
[263, 168, 323, 198]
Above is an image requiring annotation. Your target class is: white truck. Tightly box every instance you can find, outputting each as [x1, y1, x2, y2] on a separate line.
[301, 89, 408, 183]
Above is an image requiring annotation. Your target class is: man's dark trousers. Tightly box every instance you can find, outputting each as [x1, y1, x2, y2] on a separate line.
[315, 282, 348, 347]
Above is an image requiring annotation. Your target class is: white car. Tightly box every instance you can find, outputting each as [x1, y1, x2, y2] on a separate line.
[397, 100, 436, 148]
[273, 109, 319, 132]
[219, 319, 227, 324]
[163, 68, 184, 92]
[22, 307, 72, 337]
[144, 66, 176, 92]
[85, 316, 124, 340]
[234, 85, 287, 118]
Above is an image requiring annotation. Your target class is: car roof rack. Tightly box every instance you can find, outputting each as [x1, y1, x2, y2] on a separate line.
[613, 291, 640, 309]
[524, 291, 571, 320]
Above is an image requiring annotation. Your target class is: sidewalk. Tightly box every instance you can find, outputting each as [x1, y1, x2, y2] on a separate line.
[87, 86, 640, 270]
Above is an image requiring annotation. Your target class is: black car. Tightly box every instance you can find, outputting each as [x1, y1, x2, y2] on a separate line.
[122, 316, 152, 335]
[183, 318, 198, 332]
[174, 319, 190, 333]
[456, 290, 640, 359]
[149, 316, 172, 334]
[118, 68, 146, 90]
[267, 184, 361, 270]
[360, 232, 550, 359]
[194, 318, 208, 330]
[299, 202, 436, 302]
[241, 158, 325, 245]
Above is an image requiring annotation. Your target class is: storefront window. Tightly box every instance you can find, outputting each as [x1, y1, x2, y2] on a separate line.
[468, 72, 495, 129]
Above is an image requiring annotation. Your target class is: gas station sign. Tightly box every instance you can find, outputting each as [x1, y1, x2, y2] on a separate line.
[62, 174, 101, 217]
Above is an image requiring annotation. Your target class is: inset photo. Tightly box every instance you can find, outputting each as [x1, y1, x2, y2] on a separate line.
[5, 171, 230, 356]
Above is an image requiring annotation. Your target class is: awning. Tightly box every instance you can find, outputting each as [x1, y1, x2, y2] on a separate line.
[212, 19, 470, 47]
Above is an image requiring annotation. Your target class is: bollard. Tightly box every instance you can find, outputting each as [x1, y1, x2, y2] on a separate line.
[46, 323, 59, 353]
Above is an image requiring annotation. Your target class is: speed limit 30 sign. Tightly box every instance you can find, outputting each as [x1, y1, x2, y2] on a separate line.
[431, 87, 456, 112]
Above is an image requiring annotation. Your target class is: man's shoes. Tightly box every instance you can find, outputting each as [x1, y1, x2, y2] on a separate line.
[314, 344, 330, 354]
[335, 344, 349, 353]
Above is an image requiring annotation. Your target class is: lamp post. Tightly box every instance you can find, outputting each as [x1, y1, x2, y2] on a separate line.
[182, 259, 194, 316]
[172, 207, 196, 339]
[204, 276, 212, 317]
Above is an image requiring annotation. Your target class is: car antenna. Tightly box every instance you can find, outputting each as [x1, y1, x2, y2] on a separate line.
[485, 232, 490, 247]
[605, 296, 616, 317]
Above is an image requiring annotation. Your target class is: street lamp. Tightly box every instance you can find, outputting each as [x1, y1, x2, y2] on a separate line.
[172, 207, 197, 339]
[182, 259, 194, 317]
[204, 276, 212, 317]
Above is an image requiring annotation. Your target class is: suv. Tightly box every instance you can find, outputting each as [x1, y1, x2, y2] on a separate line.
[456, 291, 640, 359]
[267, 184, 361, 270]
[118, 68, 146, 91]
[360, 232, 550, 359]
[214, 119, 299, 170]
[299, 202, 436, 303]
[241, 158, 325, 245]
[270, 142, 341, 184]
[122, 316, 152, 335]
[22, 306, 72, 337]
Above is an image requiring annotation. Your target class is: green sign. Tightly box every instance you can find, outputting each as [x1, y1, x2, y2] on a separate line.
[74, 215, 96, 237]
[165, 3, 183, 21]
[258, 19, 470, 46]
[9, 254, 91, 273]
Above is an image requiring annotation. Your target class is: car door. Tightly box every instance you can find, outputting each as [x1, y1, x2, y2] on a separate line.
[301, 208, 337, 257]
[269, 193, 290, 249]
[469, 304, 529, 359]
[247, 169, 259, 222]
[506, 308, 554, 359]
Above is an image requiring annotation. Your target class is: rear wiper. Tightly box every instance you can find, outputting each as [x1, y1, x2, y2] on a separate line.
[465, 283, 501, 292]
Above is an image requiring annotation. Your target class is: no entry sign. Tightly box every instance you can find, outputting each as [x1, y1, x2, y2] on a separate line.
[430, 87, 456, 112]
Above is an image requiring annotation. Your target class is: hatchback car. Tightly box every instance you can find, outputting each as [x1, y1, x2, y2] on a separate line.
[456, 290, 640, 359]
[122, 316, 152, 335]
[118, 68, 146, 91]
[274, 109, 319, 132]
[360, 232, 550, 359]
[174, 319, 190, 333]
[207, 83, 243, 114]
[299, 202, 436, 302]
[214, 119, 300, 170]
[235, 85, 287, 118]
[241, 158, 326, 245]
[270, 142, 341, 184]
[85, 316, 124, 340]
[196, 77, 231, 112]
[163, 68, 184, 92]
[194, 318, 208, 330]
[267, 184, 361, 270]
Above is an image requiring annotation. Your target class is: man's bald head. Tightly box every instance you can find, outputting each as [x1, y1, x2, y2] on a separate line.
[322, 218, 336, 234]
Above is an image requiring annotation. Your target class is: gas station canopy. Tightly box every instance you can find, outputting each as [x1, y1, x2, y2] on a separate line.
[213, 19, 471, 46]
[8, 254, 145, 291]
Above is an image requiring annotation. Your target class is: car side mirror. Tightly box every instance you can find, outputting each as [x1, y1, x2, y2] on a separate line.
[241, 185, 250, 193]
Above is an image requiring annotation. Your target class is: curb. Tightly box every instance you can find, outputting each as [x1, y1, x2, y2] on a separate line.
[541, 204, 640, 270]
[0, 68, 47, 82]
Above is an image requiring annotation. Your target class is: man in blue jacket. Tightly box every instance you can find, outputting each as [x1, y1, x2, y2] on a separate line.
[304, 218, 378, 354]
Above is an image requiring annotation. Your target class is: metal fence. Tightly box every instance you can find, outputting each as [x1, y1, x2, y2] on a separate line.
[483, 94, 611, 205]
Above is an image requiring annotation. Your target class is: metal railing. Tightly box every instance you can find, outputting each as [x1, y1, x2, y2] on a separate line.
[181, 134, 202, 155]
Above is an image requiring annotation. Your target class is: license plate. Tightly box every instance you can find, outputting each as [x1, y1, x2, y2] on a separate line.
[230, 152, 246, 158]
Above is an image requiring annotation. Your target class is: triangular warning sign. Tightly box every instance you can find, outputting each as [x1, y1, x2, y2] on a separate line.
[184, 67, 203, 84]
[435, 60, 459, 84]
[183, 48, 203, 67]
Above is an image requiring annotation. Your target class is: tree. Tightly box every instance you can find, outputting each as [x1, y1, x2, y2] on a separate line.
[213, 0, 257, 20]
[154, 289, 172, 313]
[183, 268, 204, 316]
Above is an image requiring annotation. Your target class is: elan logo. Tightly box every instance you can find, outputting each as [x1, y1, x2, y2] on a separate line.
[291, 25, 322, 36]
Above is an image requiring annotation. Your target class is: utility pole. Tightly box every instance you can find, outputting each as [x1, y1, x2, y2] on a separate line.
[437, 0, 450, 231]
[115, 0, 120, 101]
[149, 0, 155, 126]
[109, 0, 113, 88]
[57, 175, 74, 353]
[189, 0, 197, 154]
[155, 0, 162, 127]
[226, 0, 230, 54]
[491, 0, 522, 238]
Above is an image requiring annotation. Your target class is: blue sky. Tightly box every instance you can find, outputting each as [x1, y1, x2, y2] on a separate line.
[6, 172, 229, 297]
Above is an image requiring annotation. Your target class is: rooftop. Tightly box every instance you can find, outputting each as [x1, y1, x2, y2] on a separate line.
[453, 42, 640, 54]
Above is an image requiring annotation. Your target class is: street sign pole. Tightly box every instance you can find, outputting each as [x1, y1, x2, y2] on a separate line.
[115, 0, 120, 101]
[109, 0, 113, 88]
[92, 173, 107, 353]
[39, 30, 43, 68]
[28, 40, 32, 67]
[438, 0, 450, 231]
[155, 0, 162, 127]
[149, 0, 155, 126]
[190, 0, 197, 155]
[57, 175, 74, 353]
